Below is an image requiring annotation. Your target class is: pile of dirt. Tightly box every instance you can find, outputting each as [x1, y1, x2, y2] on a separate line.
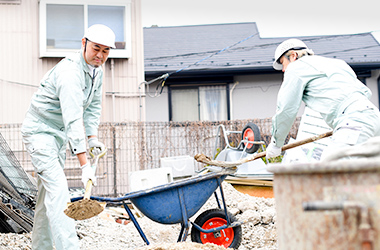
[65, 199, 104, 220]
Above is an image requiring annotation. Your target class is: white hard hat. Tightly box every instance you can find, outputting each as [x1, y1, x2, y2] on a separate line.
[273, 38, 310, 70]
[84, 24, 116, 49]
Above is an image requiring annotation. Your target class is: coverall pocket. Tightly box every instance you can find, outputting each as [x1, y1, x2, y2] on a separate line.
[23, 133, 60, 174]
[333, 121, 362, 145]
[21, 112, 43, 136]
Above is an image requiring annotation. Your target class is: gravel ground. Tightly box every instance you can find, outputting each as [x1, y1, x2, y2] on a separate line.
[0, 182, 277, 249]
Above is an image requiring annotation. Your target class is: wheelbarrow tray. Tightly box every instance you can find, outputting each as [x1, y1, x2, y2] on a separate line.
[124, 171, 227, 224]
[75, 171, 240, 246]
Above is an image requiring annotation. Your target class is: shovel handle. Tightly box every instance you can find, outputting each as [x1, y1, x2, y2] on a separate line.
[194, 131, 333, 168]
[255, 130, 334, 160]
[84, 179, 93, 200]
[282, 131, 333, 150]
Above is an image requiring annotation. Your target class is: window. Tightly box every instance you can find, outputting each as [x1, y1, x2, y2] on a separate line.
[39, 0, 131, 58]
[170, 85, 228, 122]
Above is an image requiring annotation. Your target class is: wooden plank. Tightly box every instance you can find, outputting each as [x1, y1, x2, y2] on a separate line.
[232, 184, 274, 198]
[226, 177, 273, 186]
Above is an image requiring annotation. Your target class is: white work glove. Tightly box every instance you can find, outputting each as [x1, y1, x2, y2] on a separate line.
[88, 137, 105, 155]
[266, 139, 282, 159]
[81, 162, 97, 187]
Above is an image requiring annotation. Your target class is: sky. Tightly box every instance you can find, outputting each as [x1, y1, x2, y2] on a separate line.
[141, 0, 380, 41]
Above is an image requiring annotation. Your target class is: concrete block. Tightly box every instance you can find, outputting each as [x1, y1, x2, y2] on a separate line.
[160, 155, 195, 178]
[129, 167, 173, 192]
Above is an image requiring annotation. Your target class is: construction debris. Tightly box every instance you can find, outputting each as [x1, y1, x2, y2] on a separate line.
[0, 132, 36, 233]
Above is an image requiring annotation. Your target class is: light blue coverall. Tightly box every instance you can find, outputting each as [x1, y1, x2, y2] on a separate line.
[21, 51, 103, 250]
[271, 55, 380, 158]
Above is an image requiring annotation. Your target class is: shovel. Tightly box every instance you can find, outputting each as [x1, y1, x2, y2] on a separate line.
[194, 131, 333, 168]
[64, 147, 107, 220]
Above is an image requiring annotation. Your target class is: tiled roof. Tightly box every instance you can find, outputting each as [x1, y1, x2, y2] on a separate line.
[144, 22, 380, 75]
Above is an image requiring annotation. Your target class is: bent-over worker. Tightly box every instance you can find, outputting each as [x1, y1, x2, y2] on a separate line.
[21, 24, 115, 250]
[266, 38, 380, 160]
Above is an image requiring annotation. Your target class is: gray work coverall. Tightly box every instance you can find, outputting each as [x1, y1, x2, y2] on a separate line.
[21, 51, 103, 250]
[271, 55, 380, 158]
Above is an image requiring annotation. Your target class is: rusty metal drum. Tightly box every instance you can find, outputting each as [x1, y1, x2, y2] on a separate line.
[267, 158, 380, 250]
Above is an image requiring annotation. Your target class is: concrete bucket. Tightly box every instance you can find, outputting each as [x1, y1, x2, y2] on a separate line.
[267, 156, 380, 250]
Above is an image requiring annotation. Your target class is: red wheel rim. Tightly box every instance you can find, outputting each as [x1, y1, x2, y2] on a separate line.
[243, 128, 254, 149]
[200, 217, 234, 247]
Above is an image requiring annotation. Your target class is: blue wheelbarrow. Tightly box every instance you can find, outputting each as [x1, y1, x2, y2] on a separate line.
[74, 171, 243, 248]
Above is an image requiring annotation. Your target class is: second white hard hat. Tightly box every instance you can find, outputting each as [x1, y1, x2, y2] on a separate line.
[273, 38, 310, 70]
[84, 24, 116, 49]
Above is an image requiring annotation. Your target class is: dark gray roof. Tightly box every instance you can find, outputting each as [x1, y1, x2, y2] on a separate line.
[143, 22, 380, 77]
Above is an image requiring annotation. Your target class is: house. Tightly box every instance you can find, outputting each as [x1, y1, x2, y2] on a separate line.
[0, 0, 145, 124]
[0, 0, 151, 195]
[143, 22, 380, 122]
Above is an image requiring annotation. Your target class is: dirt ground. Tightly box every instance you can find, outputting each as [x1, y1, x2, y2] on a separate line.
[0, 182, 277, 250]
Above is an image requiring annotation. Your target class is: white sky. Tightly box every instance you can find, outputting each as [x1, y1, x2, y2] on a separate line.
[141, 0, 380, 41]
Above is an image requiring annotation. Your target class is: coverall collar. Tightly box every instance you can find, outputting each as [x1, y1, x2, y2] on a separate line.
[79, 51, 101, 78]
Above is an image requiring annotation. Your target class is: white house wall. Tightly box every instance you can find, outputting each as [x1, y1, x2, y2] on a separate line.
[145, 85, 169, 122]
[0, 0, 145, 124]
[232, 74, 282, 120]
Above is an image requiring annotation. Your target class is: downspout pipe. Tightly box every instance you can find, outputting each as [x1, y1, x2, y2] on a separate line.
[110, 59, 115, 122]
[229, 81, 239, 120]
[138, 81, 146, 122]
[377, 73, 380, 108]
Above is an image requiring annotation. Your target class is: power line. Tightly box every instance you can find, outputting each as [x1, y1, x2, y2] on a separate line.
[109, 83, 282, 96]
[168, 32, 260, 76]
[0, 79, 38, 88]
[145, 32, 373, 61]
[145, 44, 380, 69]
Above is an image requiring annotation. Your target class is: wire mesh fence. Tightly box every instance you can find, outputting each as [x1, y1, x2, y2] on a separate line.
[0, 118, 300, 197]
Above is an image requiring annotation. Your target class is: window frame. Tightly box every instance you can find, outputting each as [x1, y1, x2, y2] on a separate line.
[169, 86, 200, 122]
[169, 84, 230, 122]
[39, 0, 132, 58]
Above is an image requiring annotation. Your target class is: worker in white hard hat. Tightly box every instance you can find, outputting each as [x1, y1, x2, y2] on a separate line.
[21, 24, 115, 250]
[266, 38, 380, 160]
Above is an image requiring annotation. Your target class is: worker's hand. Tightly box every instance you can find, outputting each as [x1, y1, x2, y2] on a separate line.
[81, 162, 97, 187]
[266, 142, 282, 159]
[88, 137, 105, 155]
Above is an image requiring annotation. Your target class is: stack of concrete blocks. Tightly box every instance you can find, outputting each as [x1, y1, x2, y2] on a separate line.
[128, 155, 195, 192]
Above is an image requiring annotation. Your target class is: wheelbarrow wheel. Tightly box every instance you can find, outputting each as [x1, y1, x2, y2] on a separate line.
[191, 208, 242, 249]
[241, 122, 261, 153]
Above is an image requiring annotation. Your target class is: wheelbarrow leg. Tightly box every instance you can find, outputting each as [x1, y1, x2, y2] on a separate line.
[213, 191, 222, 209]
[177, 223, 190, 242]
[122, 202, 150, 245]
[216, 177, 232, 225]
[177, 187, 190, 242]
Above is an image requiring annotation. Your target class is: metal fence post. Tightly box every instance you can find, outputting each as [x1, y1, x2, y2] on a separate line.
[112, 125, 117, 196]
